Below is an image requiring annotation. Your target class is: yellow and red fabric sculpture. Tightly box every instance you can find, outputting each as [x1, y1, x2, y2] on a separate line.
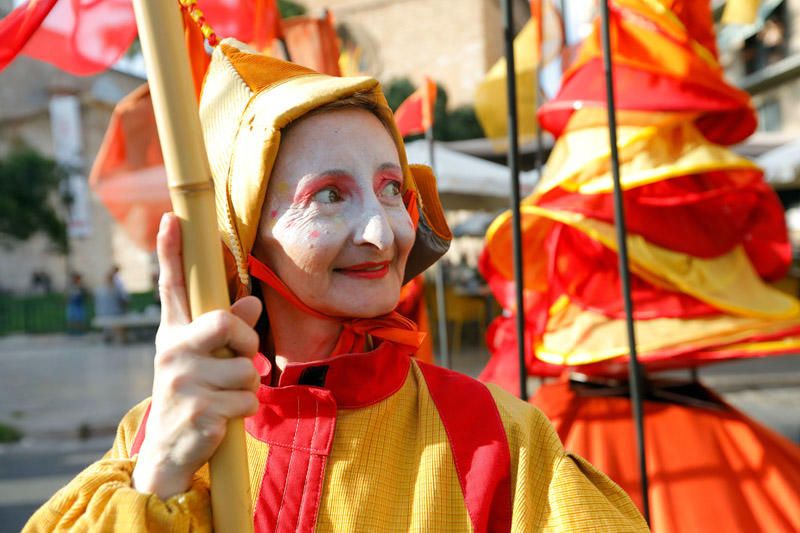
[481, 0, 800, 390]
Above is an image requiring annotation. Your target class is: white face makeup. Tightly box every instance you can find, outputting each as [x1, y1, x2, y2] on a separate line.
[255, 108, 415, 318]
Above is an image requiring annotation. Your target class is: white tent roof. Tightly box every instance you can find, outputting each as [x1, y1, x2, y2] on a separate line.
[404, 140, 538, 198]
[756, 137, 800, 187]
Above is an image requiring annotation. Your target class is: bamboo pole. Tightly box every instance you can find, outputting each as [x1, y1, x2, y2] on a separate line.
[131, 1, 253, 531]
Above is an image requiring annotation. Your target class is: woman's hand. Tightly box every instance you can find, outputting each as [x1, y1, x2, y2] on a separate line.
[132, 213, 262, 500]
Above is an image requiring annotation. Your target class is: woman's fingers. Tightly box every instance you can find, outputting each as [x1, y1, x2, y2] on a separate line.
[157, 213, 191, 326]
[184, 310, 260, 358]
[195, 356, 261, 392]
[231, 295, 263, 328]
[210, 389, 260, 419]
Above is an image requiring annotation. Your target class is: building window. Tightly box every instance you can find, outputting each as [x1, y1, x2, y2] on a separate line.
[756, 99, 782, 132]
[742, 1, 789, 75]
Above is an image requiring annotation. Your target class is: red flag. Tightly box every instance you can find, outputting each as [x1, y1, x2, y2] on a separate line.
[0, 0, 283, 76]
[281, 11, 341, 76]
[394, 77, 437, 137]
[251, 0, 283, 51]
[19, 0, 137, 76]
[203, 0, 283, 52]
[0, 0, 58, 71]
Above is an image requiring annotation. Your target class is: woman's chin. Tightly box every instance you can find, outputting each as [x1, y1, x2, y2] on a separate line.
[318, 286, 400, 318]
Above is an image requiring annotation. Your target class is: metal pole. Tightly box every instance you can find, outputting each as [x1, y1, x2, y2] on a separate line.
[599, 0, 650, 523]
[426, 127, 451, 368]
[501, 0, 528, 401]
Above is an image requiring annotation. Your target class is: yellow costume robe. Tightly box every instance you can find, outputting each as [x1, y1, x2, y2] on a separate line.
[24, 344, 647, 532]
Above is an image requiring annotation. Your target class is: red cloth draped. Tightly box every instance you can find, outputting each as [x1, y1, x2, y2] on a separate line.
[0, 0, 284, 76]
[0, 0, 58, 71]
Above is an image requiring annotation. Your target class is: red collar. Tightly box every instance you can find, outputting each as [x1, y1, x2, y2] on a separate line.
[252, 342, 413, 409]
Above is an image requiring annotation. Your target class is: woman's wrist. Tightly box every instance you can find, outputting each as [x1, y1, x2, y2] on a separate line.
[132, 453, 193, 500]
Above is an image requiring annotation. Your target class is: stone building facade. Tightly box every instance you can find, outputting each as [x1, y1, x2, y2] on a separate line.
[305, 0, 529, 105]
[0, 53, 151, 294]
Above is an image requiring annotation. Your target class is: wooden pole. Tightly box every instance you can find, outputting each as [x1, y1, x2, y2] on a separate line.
[131, 1, 253, 531]
[425, 127, 451, 368]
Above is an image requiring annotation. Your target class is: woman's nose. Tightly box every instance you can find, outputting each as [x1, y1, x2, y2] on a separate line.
[354, 208, 394, 250]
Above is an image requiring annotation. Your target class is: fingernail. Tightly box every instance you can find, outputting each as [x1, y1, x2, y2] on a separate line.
[159, 213, 170, 232]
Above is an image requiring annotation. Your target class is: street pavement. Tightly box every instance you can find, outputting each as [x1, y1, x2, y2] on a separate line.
[0, 333, 798, 532]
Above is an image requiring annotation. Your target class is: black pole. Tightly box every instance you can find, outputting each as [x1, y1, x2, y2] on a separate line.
[599, 0, 650, 523]
[501, 0, 528, 401]
[426, 127, 451, 369]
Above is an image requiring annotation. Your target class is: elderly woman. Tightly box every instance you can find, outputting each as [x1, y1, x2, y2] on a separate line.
[25, 40, 647, 532]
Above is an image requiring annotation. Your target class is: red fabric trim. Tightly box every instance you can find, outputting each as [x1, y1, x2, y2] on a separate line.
[247, 385, 337, 533]
[416, 361, 513, 533]
[276, 342, 412, 408]
[539, 59, 756, 145]
[130, 403, 151, 456]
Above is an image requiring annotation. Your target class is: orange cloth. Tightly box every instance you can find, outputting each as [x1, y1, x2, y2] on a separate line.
[281, 12, 342, 76]
[88, 85, 171, 251]
[396, 275, 435, 363]
[533, 380, 800, 533]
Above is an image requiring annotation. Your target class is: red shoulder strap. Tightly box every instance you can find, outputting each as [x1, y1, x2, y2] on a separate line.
[416, 361, 513, 532]
[130, 403, 151, 455]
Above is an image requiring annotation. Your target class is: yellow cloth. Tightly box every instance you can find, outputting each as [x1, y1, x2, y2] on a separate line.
[538, 297, 800, 365]
[535, 109, 759, 196]
[474, 18, 539, 146]
[24, 362, 647, 532]
[486, 206, 800, 320]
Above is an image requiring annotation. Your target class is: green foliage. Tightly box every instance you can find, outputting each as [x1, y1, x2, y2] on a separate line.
[278, 0, 307, 18]
[383, 78, 416, 112]
[0, 144, 68, 254]
[443, 105, 485, 141]
[0, 422, 22, 443]
[384, 79, 485, 142]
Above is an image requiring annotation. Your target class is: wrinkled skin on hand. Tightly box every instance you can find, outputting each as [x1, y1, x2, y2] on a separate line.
[131, 213, 262, 500]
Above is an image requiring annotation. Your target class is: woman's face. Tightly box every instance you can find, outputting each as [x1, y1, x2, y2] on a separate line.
[255, 108, 415, 318]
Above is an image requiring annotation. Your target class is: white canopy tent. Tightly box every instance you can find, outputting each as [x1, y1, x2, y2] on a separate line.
[756, 137, 800, 188]
[404, 140, 539, 203]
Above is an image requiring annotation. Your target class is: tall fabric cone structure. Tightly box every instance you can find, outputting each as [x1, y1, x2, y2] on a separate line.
[534, 380, 800, 532]
[481, 0, 800, 383]
[480, 1, 800, 528]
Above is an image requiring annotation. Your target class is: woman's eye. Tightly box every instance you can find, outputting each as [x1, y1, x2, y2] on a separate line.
[381, 181, 402, 199]
[312, 186, 343, 204]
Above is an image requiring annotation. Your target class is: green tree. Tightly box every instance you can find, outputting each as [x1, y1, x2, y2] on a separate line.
[384, 79, 485, 142]
[443, 105, 484, 141]
[279, 0, 307, 18]
[0, 144, 68, 254]
[383, 77, 416, 112]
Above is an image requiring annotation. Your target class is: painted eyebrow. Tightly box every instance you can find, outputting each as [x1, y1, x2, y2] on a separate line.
[376, 163, 402, 175]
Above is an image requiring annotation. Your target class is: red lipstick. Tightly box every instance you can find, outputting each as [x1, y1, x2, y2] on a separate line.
[336, 261, 390, 279]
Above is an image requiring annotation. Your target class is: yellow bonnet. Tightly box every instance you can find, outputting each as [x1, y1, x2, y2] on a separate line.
[198, 38, 451, 298]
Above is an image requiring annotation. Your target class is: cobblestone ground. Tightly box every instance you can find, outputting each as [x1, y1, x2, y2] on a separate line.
[0, 333, 797, 531]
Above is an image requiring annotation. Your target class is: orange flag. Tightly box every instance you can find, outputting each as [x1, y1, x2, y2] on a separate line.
[282, 11, 341, 76]
[393, 77, 437, 137]
[251, 0, 284, 52]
